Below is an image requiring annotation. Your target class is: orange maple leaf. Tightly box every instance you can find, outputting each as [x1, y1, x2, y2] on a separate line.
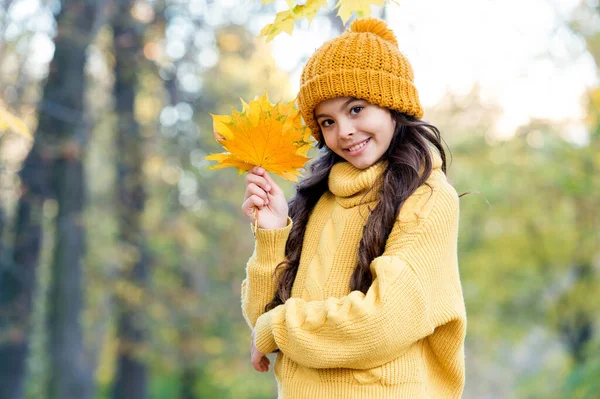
[205, 93, 314, 182]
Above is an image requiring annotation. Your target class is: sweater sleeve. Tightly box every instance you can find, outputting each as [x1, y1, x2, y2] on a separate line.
[240, 217, 292, 330]
[253, 182, 466, 370]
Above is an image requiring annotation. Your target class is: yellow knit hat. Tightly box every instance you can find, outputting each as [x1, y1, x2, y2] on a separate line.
[298, 18, 424, 141]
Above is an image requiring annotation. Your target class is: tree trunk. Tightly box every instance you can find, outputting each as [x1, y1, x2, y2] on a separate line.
[0, 1, 97, 398]
[111, 1, 149, 398]
[0, 197, 43, 399]
[45, 1, 98, 398]
[48, 157, 92, 399]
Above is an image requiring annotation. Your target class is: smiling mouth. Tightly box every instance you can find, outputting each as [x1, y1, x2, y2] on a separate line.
[345, 138, 370, 152]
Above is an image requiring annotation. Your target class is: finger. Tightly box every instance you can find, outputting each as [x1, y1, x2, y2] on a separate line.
[252, 354, 263, 372]
[260, 356, 271, 371]
[246, 171, 268, 187]
[247, 169, 261, 180]
[249, 195, 266, 209]
[251, 166, 264, 176]
[243, 195, 266, 210]
[245, 183, 269, 204]
[260, 356, 270, 371]
[241, 198, 254, 217]
[241, 197, 263, 219]
[260, 359, 269, 372]
[246, 172, 271, 193]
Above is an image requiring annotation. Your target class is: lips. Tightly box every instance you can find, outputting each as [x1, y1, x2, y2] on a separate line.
[344, 138, 370, 152]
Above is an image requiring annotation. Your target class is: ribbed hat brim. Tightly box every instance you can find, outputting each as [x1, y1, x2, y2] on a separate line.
[299, 69, 424, 140]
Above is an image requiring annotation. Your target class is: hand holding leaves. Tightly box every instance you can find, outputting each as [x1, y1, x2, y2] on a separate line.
[242, 166, 289, 230]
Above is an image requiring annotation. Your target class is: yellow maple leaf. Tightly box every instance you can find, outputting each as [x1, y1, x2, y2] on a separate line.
[291, 0, 327, 23]
[205, 93, 313, 182]
[260, 9, 296, 42]
[0, 106, 32, 139]
[335, 0, 385, 24]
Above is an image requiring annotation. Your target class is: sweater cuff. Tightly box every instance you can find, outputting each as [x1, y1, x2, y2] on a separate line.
[252, 217, 292, 265]
[254, 307, 280, 355]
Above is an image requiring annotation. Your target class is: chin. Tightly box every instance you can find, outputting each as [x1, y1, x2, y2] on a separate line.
[348, 158, 374, 170]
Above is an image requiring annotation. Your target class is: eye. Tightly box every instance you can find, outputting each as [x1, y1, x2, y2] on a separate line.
[320, 119, 334, 128]
[350, 106, 364, 115]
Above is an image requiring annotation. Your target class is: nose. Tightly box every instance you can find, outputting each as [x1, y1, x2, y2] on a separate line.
[337, 118, 355, 139]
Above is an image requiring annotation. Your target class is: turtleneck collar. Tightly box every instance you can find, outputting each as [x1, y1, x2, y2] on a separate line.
[327, 145, 443, 209]
[328, 160, 387, 208]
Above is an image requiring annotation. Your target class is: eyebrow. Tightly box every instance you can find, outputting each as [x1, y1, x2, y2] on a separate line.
[315, 97, 360, 120]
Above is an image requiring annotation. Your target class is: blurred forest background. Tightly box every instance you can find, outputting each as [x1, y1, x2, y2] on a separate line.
[0, 0, 598, 398]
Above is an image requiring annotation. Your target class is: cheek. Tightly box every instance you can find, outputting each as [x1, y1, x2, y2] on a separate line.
[375, 121, 395, 148]
[321, 130, 337, 148]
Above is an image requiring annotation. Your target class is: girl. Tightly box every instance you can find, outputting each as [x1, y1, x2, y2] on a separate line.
[240, 18, 466, 398]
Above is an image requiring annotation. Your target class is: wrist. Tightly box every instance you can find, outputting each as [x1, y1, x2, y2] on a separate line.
[275, 217, 289, 229]
[261, 217, 290, 231]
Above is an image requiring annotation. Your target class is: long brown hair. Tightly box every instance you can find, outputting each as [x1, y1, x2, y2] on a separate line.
[264, 110, 448, 311]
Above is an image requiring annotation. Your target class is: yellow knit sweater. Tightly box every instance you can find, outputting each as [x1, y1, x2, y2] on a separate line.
[241, 149, 466, 398]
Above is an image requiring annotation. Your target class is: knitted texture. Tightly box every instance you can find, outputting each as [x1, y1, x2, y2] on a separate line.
[241, 150, 466, 398]
[298, 18, 424, 141]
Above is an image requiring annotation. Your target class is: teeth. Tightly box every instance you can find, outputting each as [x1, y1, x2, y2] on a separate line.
[348, 139, 368, 152]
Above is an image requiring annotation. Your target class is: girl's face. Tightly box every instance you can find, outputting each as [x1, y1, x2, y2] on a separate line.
[314, 97, 396, 170]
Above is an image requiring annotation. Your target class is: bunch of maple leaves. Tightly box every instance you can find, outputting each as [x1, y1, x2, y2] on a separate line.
[205, 93, 313, 182]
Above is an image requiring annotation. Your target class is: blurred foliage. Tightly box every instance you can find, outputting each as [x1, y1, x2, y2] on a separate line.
[259, 0, 388, 41]
[0, 0, 597, 398]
